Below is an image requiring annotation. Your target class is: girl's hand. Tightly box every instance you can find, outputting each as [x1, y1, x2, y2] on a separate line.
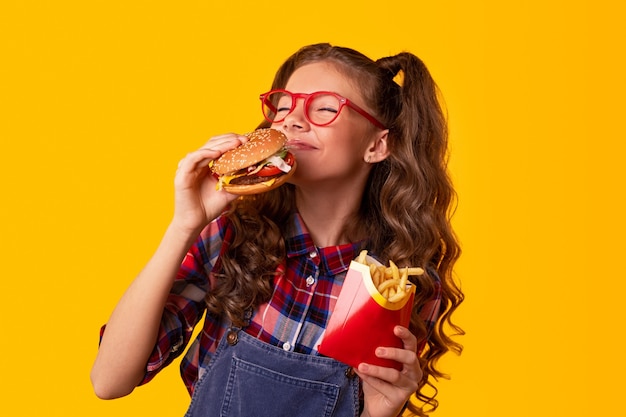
[356, 326, 423, 417]
[171, 133, 248, 234]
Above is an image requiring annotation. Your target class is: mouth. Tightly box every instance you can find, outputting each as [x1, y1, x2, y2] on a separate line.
[286, 139, 317, 150]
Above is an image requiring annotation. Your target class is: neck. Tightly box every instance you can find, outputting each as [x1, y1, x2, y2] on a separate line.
[294, 181, 366, 248]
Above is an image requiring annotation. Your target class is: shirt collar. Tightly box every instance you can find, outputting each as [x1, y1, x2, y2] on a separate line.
[284, 212, 313, 257]
[285, 212, 367, 275]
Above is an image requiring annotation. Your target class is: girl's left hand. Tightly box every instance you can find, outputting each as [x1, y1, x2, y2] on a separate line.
[355, 326, 422, 417]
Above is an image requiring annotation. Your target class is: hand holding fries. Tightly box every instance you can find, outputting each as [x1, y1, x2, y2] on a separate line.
[318, 250, 421, 370]
[355, 250, 424, 304]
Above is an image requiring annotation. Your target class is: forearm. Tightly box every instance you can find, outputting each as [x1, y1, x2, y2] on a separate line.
[90, 222, 200, 399]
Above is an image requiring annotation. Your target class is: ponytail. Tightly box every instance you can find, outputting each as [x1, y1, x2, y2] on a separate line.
[373, 52, 464, 416]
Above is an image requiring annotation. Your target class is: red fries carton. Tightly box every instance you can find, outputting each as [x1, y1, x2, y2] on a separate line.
[318, 255, 416, 370]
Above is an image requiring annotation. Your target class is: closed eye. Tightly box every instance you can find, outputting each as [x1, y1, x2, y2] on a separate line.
[314, 106, 338, 113]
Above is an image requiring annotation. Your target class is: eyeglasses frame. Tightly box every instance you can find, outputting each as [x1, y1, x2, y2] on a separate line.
[259, 89, 387, 130]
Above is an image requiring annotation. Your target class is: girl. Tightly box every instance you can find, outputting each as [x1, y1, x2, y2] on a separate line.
[91, 43, 463, 417]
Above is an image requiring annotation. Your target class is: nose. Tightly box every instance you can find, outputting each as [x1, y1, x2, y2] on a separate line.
[281, 98, 309, 131]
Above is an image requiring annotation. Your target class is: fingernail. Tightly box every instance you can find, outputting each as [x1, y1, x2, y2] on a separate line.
[376, 347, 387, 357]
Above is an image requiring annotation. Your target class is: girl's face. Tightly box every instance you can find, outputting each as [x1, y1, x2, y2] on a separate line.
[271, 61, 386, 189]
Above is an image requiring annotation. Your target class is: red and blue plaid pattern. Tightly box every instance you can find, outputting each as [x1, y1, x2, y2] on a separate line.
[101, 212, 441, 396]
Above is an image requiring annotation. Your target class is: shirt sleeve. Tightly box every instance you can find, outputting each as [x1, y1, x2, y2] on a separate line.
[137, 216, 229, 385]
[98, 215, 229, 386]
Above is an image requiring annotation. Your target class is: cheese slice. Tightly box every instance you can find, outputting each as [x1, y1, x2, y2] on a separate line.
[216, 172, 246, 190]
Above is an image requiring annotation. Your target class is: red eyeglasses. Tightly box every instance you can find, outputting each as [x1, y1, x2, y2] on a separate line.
[260, 89, 386, 130]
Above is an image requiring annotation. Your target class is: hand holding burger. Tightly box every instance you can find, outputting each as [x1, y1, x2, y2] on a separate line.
[209, 128, 296, 195]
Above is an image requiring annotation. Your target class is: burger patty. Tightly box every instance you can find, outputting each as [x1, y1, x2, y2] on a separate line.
[229, 172, 284, 186]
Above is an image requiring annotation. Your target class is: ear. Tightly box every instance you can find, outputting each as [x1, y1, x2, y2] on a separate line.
[364, 129, 390, 163]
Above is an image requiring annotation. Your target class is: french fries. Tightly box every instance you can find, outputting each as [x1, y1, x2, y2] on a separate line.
[355, 250, 424, 303]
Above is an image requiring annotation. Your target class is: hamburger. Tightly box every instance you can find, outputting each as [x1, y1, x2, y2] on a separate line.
[209, 128, 296, 195]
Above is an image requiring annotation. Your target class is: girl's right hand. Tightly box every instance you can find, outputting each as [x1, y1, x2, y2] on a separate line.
[171, 133, 248, 234]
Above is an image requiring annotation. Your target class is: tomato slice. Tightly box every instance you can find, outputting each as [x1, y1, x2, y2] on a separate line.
[256, 152, 294, 177]
[257, 165, 282, 177]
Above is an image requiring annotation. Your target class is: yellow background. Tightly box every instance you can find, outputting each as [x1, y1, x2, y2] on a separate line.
[1, 1, 622, 416]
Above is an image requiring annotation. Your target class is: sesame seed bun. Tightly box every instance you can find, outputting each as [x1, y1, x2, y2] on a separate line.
[211, 128, 288, 175]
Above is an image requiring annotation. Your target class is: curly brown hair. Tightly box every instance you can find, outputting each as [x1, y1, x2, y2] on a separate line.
[205, 43, 463, 416]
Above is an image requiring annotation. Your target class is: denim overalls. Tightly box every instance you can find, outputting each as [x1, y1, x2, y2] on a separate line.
[184, 327, 360, 417]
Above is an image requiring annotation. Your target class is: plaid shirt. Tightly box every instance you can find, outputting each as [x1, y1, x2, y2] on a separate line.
[123, 212, 441, 395]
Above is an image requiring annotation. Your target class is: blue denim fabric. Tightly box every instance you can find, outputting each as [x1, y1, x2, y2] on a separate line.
[184, 330, 359, 417]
